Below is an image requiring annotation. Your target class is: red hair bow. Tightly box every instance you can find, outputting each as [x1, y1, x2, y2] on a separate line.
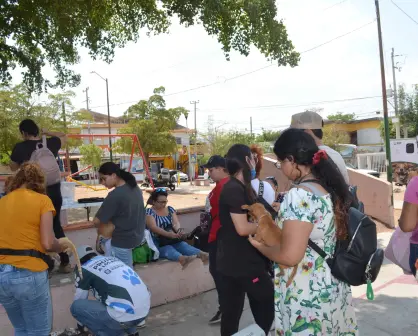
[312, 149, 328, 165]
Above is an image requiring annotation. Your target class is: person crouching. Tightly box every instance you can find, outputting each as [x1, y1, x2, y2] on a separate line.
[70, 245, 150, 336]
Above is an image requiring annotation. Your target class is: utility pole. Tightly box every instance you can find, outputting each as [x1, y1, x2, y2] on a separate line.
[91, 71, 113, 162]
[190, 100, 199, 180]
[375, 0, 393, 185]
[250, 117, 253, 137]
[105, 78, 113, 162]
[62, 102, 71, 174]
[185, 115, 193, 185]
[83, 87, 92, 141]
[391, 48, 401, 139]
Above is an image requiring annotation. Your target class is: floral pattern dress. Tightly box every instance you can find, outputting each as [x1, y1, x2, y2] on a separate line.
[275, 187, 358, 335]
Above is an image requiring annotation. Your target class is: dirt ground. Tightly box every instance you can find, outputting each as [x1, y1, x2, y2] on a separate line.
[66, 182, 212, 223]
[66, 181, 401, 234]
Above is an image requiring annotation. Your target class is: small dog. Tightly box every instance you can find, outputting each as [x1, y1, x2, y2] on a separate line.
[242, 203, 297, 287]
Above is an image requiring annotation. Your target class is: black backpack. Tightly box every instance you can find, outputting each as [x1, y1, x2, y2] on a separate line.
[299, 181, 384, 292]
[257, 181, 278, 220]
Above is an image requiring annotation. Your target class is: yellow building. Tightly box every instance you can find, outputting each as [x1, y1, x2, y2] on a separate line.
[324, 117, 383, 147]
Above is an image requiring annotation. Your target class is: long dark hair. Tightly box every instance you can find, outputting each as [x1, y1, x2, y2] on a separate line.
[146, 188, 168, 206]
[225, 144, 256, 203]
[273, 128, 352, 240]
[98, 162, 137, 188]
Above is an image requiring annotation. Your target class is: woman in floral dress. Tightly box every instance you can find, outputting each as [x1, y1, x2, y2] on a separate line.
[249, 128, 358, 335]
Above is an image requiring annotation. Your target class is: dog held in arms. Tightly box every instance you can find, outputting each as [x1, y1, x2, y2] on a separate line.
[242, 203, 297, 287]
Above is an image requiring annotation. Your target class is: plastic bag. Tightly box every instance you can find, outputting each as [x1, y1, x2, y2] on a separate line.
[384, 227, 412, 274]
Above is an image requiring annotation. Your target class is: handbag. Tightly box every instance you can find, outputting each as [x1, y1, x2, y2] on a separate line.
[384, 227, 412, 274]
[157, 225, 183, 247]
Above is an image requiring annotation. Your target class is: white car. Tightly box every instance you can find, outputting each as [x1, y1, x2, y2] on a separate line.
[170, 170, 189, 182]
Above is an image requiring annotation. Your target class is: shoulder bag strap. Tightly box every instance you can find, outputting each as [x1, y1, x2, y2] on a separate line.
[258, 180, 264, 198]
[294, 179, 329, 258]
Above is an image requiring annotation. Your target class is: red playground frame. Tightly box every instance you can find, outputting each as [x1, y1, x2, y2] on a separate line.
[66, 133, 154, 188]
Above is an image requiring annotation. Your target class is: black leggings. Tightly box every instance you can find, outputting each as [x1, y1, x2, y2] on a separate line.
[220, 271, 274, 336]
[46, 183, 69, 265]
[208, 241, 224, 312]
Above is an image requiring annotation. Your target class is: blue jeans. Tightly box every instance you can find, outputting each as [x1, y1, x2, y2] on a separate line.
[410, 243, 418, 276]
[0, 265, 51, 336]
[71, 299, 145, 336]
[159, 241, 201, 261]
[111, 245, 133, 269]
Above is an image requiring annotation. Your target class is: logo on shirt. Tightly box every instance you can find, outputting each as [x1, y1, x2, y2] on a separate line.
[122, 269, 141, 286]
[109, 302, 135, 314]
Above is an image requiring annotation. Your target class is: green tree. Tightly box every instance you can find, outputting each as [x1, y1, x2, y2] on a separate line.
[1, 1, 300, 93]
[114, 87, 189, 163]
[398, 85, 418, 137]
[255, 128, 281, 142]
[79, 143, 103, 181]
[322, 125, 350, 150]
[201, 130, 254, 156]
[327, 112, 356, 122]
[0, 85, 82, 163]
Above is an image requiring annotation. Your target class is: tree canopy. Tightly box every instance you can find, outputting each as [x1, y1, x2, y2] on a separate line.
[1, 0, 300, 92]
[0, 85, 82, 163]
[255, 128, 281, 142]
[398, 85, 418, 137]
[327, 112, 356, 123]
[114, 87, 189, 162]
[322, 125, 349, 150]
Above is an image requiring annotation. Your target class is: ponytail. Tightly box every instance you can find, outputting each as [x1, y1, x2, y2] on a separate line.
[226, 145, 257, 203]
[118, 169, 137, 188]
[311, 154, 352, 239]
[98, 162, 138, 189]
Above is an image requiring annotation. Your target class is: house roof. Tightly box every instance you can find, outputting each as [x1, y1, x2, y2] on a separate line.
[78, 110, 189, 131]
[324, 117, 381, 125]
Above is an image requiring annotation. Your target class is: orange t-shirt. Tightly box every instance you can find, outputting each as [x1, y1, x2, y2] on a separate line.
[0, 188, 56, 272]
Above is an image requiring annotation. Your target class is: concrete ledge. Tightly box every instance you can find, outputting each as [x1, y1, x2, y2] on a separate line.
[137, 259, 214, 306]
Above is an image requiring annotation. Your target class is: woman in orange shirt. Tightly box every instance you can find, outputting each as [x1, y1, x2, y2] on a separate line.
[0, 163, 65, 336]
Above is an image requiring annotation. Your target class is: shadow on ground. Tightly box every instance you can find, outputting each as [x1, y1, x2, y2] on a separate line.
[354, 295, 418, 336]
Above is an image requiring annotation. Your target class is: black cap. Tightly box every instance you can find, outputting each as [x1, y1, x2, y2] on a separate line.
[203, 155, 226, 168]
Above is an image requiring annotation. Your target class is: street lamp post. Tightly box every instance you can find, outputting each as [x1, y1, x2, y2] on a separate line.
[91, 71, 113, 162]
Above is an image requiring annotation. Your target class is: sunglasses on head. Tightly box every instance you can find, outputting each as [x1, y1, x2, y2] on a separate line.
[155, 188, 166, 193]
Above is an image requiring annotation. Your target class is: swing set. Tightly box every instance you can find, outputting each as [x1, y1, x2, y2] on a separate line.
[64, 133, 154, 189]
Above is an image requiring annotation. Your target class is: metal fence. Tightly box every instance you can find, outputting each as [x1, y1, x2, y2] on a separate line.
[356, 152, 387, 173]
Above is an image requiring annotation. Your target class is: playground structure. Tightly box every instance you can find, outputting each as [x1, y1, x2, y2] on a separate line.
[65, 133, 154, 189]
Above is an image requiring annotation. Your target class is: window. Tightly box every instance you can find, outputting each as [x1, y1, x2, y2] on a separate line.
[175, 137, 182, 145]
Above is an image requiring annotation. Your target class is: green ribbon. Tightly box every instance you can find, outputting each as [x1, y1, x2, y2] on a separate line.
[366, 279, 374, 301]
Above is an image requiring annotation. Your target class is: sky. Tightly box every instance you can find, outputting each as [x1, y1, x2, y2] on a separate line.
[14, 0, 418, 135]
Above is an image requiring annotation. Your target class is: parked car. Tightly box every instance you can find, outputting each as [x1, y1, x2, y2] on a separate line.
[346, 163, 380, 178]
[169, 170, 189, 182]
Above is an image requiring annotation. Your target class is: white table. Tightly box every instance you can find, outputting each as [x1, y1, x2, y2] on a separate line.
[61, 201, 103, 222]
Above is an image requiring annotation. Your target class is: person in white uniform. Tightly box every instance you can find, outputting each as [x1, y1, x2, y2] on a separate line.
[70, 245, 150, 336]
[290, 111, 350, 184]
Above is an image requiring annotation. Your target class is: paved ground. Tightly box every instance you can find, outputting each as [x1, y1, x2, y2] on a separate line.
[29, 232, 416, 336]
[129, 232, 417, 336]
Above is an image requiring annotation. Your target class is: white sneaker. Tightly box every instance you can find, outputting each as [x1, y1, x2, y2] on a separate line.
[137, 320, 146, 329]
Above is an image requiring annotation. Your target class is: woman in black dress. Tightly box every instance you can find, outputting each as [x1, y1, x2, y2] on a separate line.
[217, 144, 274, 336]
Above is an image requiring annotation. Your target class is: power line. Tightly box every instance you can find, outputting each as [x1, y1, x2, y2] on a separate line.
[89, 19, 377, 110]
[197, 95, 382, 113]
[391, 0, 418, 26]
[323, 0, 349, 11]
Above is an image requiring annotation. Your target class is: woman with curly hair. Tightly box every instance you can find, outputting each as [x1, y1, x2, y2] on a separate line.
[249, 128, 358, 335]
[0, 162, 66, 335]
